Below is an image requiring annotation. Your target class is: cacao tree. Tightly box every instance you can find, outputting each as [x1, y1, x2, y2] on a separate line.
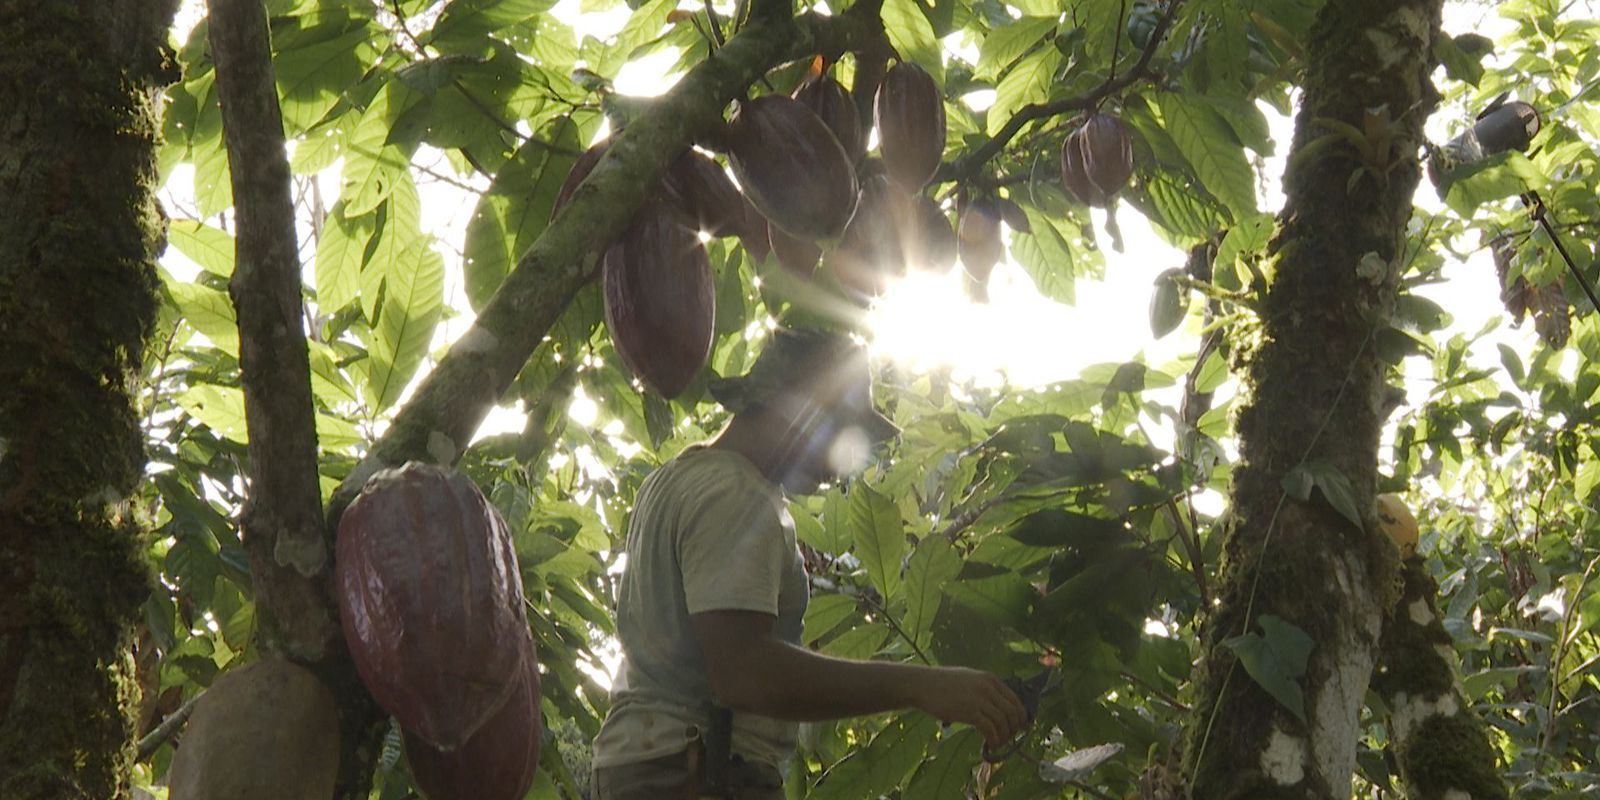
[9, 0, 1600, 797]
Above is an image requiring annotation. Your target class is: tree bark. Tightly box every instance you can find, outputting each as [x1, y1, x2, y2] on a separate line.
[1181, 0, 1445, 796]
[1373, 559, 1509, 799]
[0, 1, 179, 797]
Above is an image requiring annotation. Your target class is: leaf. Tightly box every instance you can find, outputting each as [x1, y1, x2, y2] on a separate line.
[462, 117, 584, 310]
[943, 571, 1033, 626]
[274, 24, 382, 136]
[850, 485, 906, 602]
[882, 0, 944, 80]
[314, 202, 375, 313]
[167, 220, 236, 277]
[432, 0, 554, 46]
[1222, 614, 1314, 721]
[987, 47, 1059, 136]
[363, 244, 445, 412]
[1432, 34, 1485, 87]
[802, 594, 858, 644]
[809, 714, 940, 800]
[905, 536, 963, 647]
[1039, 742, 1125, 783]
[1011, 207, 1076, 304]
[976, 16, 1057, 80]
[191, 136, 233, 218]
[1310, 460, 1362, 529]
[165, 279, 241, 356]
[1280, 463, 1313, 502]
[818, 621, 890, 659]
[1442, 152, 1544, 216]
[176, 384, 250, 443]
[340, 80, 416, 216]
[1149, 268, 1187, 338]
[1158, 92, 1257, 220]
[904, 729, 982, 800]
[1008, 509, 1124, 548]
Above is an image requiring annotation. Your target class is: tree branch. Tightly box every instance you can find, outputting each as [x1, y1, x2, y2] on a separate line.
[207, 0, 335, 659]
[329, 8, 882, 516]
[936, 0, 1185, 186]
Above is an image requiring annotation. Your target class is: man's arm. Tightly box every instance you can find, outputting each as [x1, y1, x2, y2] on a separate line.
[690, 609, 1029, 748]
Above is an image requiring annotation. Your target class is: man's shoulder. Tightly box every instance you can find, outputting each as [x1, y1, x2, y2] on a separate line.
[656, 447, 770, 494]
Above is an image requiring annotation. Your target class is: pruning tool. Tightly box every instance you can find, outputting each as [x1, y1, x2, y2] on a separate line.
[982, 667, 1060, 763]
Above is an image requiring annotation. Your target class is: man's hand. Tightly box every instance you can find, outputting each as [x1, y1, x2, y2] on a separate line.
[908, 666, 1030, 749]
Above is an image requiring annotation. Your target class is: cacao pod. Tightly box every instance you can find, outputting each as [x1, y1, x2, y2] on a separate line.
[168, 659, 340, 800]
[726, 95, 859, 241]
[793, 73, 863, 165]
[662, 149, 748, 238]
[1375, 493, 1420, 557]
[875, 62, 946, 190]
[604, 203, 716, 398]
[405, 643, 542, 800]
[906, 195, 957, 274]
[767, 219, 821, 279]
[958, 199, 1004, 302]
[337, 462, 532, 751]
[738, 203, 773, 262]
[828, 174, 912, 297]
[1060, 113, 1134, 207]
[552, 140, 609, 221]
[995, 197, 1031, 233]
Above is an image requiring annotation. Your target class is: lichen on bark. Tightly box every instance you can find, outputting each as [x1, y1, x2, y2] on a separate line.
[0, 1, 179, 797]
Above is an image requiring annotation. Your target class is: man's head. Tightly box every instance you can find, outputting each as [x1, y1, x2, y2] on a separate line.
[708, 328, 898, 494]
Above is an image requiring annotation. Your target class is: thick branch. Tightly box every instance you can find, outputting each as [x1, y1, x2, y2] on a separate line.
[330, 8, 879, 514]
[208, 0, 336, 660]
[935, 0, 1184, 186]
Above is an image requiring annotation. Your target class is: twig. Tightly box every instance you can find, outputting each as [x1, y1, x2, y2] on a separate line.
[1120, 669, 1191, 713]
[937, 0, 1184, 185]
[1541, 551, 1600, 757]
[136, 691, 204, 761]
[857, 588, 934, 666]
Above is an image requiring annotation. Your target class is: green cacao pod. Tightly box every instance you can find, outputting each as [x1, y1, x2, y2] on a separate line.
[604, 203, 715, 398]
[958, 198, 1004, 302]
[874, 62, 946, 189]
[168, 659, 340, 800]
[1060, 113, 1133, 207]
[337, 463, 533, 751]
[726, 95, 859, 241]
[906, 195, 957, 274]
[793, 73, 863, 164]
[404, 645, 542, 800]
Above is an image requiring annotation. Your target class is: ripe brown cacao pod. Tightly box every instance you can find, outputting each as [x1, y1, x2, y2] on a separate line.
[726, 95, 859, 241]
[906, 195, 957, 274]
[995, 197, 1031, 232]
[405, 644, 542, 800]
[768, 219, 821, 279]
[958, 199, 1005, 302]
[337, 462, 532, 751]
[604, 203, 715, 398]
[738, 203, 773, 262]
[168, 659, 340, 800]
[828, 174, 912, 297]
[661, 149, 748, 238]
[1060, 113, 1134, 207]
[875, 62, 946, 190]
[552, 140, 609, 221]
[793, 73, 863, 165]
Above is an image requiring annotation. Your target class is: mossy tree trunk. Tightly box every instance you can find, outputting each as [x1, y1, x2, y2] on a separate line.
[1180, 0, 1446, 796]
[1373, 560, 1510, 799]
[0, 1, 179, 798]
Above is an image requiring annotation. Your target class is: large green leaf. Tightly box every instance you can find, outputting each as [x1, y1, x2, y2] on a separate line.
[314, 201, 375, 313]
[274, 23, 381, 135]
[809, 713, 940, 800]
[904, 728, 982, 800]
[1010, 207, 1077, 304]
[904, 535, 963, 648]
[167, 220, 236, 278]
[432, 0, 556, 47]
[164, 277, 239, 356]
[1158, 91, 1257, 220]
[362, 243, 445, 412]
[1222, 614, 1314, 722]
[882, 0, 944, 80]
[976, 16, 1058, 80]
[987, 47, 1059, 136]
[850, 485, 907, 602]
[340, 80, 417, 217]
[462, 117, 584, 310]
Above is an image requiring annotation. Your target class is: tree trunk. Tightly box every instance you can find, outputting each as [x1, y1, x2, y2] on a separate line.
[0, 2, 179, 797]
[1182, 0, 1445, 796]
[1374, 560, 1509, 799]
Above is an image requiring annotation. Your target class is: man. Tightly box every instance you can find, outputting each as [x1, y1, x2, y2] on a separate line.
[590, 327, 1028, 798]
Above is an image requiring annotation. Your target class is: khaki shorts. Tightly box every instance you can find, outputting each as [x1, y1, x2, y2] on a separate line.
[592, 750, 785, 800]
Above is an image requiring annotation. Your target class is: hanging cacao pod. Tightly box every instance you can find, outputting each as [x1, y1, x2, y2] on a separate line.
[906, 195, 957, 274]
[604, 203, 716, 398]
[661, 149, 748, 238]
[875, 62, 946, 190]
[767, 219, 822, 279]
[958, 198, 1004, 302]
[1060, 113, 1134, 207]
[726, 95, 859, 241]
[738, 203, 773, 262]
[995, 197, 1031, 233]
[405, 644, 542, 800]
[828, 174, 912, 297]
[168, 659, 340, 800]
[337, 462, 532, 751]
[794, 73, 863, 165]
[551, 140, 610, 221]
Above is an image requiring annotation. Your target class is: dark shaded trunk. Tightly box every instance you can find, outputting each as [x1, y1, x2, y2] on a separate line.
[1181, 0, 1446, 796]
[0, 1, 179, 797]
[1374, 560, 1509, 799]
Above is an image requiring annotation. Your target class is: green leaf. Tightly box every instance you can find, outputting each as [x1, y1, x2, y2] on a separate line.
[176, 384, 250, 443]
[274, 23, 381, 135]
[314, 202, 375, 313]
[1306, 459, 1363, 530]
[802, 594, 858, 644]
[943, 571, 1032, 626]
[1149, 268, 1187, 338]
[987, 47, 1059, 136]
[1442, 152, 1544, 216]
[340, 80, 417, 216]
[1011, 207, 1076, 304]
[1222, 614, 1314, 722]
[882, 0, 944, 80]
[818, 621, 890, 659]
[1008, 509, 1124, 548]
[191, 136, 233, 218]
[1432, 34, 1486, 87]
[809, 713, 940, 800]
[904, 536, 963, 648]
[850, 485, 906, 602]
[363, 244, 445, 412]
[1139, 169, 1227, 240]
[365, 172, 423, 286]
[167, 220, 236, 277]
[1194, 348, 1229, 393]
[463, 117, 584, 310]
[432, 0, 555, 46]
[904, 729, 982, 800]
[1158, 92, 1257, 220]
[597, 0, 676, 75]
[976, 16, 1058, 80]
[163, 276, 239, 356]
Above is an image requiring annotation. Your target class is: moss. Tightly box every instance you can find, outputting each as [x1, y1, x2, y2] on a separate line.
[1372, 560, 1456, 699]
[1397, 714, 1510, 800]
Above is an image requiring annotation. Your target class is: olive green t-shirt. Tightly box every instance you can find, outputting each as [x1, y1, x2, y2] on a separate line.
[591, 446, 809, 769]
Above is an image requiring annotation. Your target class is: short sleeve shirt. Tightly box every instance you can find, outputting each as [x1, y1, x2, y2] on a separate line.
[590, 446, 809, 769]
